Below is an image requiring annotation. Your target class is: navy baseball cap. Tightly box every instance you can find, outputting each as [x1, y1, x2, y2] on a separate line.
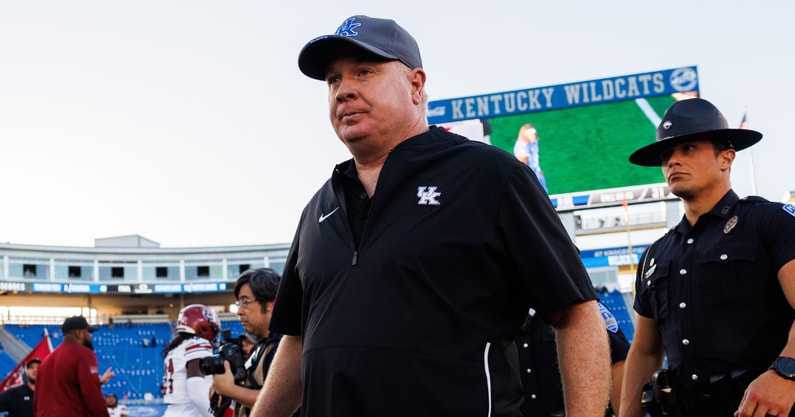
[62, 316, 99, 333]
[629, 98, 762, 166]
[298, 15, 423, 80]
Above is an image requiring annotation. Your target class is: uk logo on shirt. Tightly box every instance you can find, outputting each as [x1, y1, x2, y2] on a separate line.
[417, 186, 441, 205]
[783, 204, 795, 218]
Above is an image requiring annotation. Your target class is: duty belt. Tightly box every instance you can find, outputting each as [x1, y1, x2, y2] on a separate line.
[642, 368, 759, 417]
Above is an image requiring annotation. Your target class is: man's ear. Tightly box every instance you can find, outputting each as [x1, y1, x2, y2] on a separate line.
[720, 148, 736, 170]
[409, 68, 426, 105]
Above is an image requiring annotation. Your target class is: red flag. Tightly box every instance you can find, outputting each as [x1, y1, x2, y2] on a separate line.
[0, 333, 53, 392]
[739, 111, 749, 130]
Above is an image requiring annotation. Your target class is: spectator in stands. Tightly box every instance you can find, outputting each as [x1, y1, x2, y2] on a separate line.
[515, 301, 630, 417]
[161, 304, 220, 417]
[211, 268, 290, 417]
[105, 393, 128, 417]
[0, 357, 40, 417]
[34, 316, 109, 417]
[621, 98, 795, 417]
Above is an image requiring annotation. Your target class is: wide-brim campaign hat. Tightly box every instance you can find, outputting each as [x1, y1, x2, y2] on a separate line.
[629, 97, 762, 166]
[298, 15, 423, 81]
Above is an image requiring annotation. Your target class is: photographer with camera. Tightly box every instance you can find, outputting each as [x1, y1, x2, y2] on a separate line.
[210, 268, 286, 417]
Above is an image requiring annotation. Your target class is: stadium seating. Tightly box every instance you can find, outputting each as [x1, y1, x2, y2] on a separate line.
[1, 320, 250, 400]
[2, 306, 633, 400]
[0, 347, 16, 376]
[93, 322, 173, 400]
[219, 320, 245, 341]
[4, 324, 62, 349]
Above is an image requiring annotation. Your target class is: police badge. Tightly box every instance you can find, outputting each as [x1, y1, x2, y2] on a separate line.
[723, 216, 738, 234]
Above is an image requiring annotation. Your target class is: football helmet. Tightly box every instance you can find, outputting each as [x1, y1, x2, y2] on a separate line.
[176, 304, 221, 341]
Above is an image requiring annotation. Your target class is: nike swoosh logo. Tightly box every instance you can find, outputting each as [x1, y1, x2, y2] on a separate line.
[318, 207, 340, 223]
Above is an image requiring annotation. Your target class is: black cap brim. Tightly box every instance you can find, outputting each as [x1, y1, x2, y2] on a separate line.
[298, 36, 400, 81]
[629, 128, 762, 166]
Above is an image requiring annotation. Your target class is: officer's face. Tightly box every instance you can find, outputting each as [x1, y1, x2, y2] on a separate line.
[660, 139, 734, 200]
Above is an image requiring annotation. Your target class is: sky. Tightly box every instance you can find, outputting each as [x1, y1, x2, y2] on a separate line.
[1, 1, 793, 248]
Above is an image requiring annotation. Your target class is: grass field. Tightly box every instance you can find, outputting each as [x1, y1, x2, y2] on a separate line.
[490, 95, 676, 195]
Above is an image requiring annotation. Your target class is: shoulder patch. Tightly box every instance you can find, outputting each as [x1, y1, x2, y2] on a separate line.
[783, 204, 795, 218]
[598, 302, 619, 334]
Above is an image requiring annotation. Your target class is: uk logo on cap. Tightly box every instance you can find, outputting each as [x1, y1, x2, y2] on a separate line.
[335, 17, 361, 37]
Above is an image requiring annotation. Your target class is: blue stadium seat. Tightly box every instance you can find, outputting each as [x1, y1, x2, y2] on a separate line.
[92, 322, 173, 399]
[0, 349, 17, 378]
[0, 316, 388, 400]
[220, 320, 245, 339]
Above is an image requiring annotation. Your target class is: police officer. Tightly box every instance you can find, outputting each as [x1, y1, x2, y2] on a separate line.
[517, 301, 630, 417]
[211, 268, 291, 417]
[620, 98, 795, 417]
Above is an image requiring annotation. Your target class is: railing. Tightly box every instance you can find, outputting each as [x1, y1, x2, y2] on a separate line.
[0, 313, 170, 326]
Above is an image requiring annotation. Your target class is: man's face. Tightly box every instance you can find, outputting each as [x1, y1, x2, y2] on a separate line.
[25, 362, 39, 384]
[78, 329, 95, 350]
[660, 139, 733, 200]
[106, 395, 118, 408]
[236, 283, 272, 339]
[325, 55, 422, 154]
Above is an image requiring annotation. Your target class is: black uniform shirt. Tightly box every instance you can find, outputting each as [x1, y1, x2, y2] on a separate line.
[0, 383, 34, 417]
[516, 302, 630, 417]
[271, 127, 598, 417]
[635, 190, 795, 390]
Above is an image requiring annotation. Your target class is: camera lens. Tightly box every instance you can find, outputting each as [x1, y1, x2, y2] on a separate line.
[199, 356, 226, 375]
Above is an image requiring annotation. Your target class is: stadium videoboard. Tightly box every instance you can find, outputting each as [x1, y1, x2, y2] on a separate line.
[431, 66, 699, 210]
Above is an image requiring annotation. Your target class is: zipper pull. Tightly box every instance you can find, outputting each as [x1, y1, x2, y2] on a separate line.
[351, 251, 358, 266]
